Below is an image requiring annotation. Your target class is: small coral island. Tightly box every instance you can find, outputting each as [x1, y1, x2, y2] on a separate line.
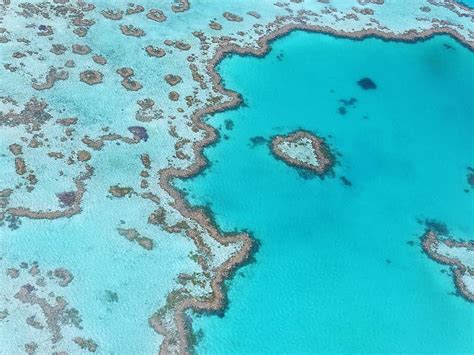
[270, 130, 334, 176]
[421, 225, 474, 302]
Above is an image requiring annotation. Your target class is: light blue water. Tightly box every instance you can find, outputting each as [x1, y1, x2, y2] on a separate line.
[178, 32, 474, 353]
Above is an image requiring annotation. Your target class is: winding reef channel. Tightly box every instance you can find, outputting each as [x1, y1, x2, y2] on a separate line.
[0, 0, 473, 354]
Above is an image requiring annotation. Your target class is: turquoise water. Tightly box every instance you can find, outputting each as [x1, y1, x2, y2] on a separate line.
[178, 32, 474, 353]
[458, 0, 474, 8]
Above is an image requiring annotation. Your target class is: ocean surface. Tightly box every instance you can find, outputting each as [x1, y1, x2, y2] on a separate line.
[458, 0, 474, 9]
[177, 32, 474, 353]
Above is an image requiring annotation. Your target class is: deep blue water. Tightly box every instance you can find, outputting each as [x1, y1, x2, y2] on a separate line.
[178, 32, 474, 353]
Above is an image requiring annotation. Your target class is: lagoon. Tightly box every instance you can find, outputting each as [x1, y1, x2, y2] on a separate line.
[178, 32, 474, 354]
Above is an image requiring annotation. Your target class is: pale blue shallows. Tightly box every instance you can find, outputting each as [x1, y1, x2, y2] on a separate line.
[177, 32, 474, 354]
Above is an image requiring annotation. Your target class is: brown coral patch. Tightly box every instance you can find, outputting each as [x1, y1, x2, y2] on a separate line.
[147, 9, 167, 22]
[15, 158, 27, 175]
[209, 21, 222, 30]
[101, 9, 123, 20]
[79, 70, 103, 85]
[126, 4, 145, 15]
[9, 143, 23, 156]
[168, 91, 180, 101]
[121, 78, 143, 91]
[56, 117, 78, 126]
[77, 150, 91, 162]
[145, 45, 166, 58]
[117, 228, 154, 250]
[92, 55, 107, 65]
[116, 67, 134, 78]
[223, 12, 243, 22]
[108, 185, 134, 198]
[164, 74, 182, 86]
[120, 25, 145, 37]
[32, 68, 69, 91]
[72, 44, 91, 55]
[171, 0, 190, 13]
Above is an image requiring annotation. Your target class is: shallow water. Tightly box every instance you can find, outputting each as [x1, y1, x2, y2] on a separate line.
[178, 32, 474, 354]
